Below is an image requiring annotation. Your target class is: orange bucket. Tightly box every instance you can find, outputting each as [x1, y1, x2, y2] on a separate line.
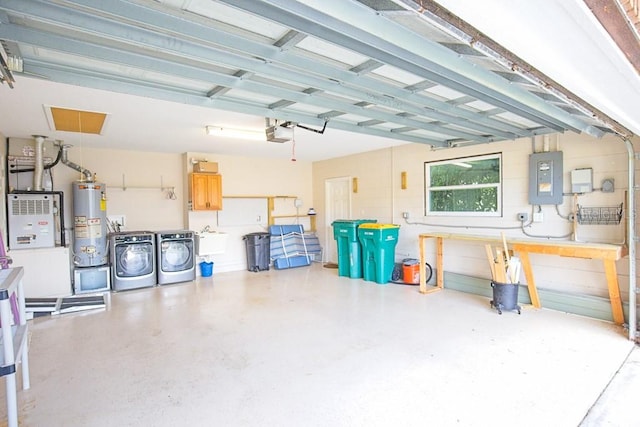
[402, 262, 420, 284]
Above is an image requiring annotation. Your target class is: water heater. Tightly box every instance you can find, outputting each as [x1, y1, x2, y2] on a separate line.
[72, 181, 108, 267]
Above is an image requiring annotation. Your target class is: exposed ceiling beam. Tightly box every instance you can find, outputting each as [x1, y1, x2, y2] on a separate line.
[221, 0, 591, 133]
[0, 0, 610, 148]
[393, 0, 632, 138]
[3, 26, 499, 142]
[3, 0, 556, 139]
[22, 61, 450, 146]
[273, 30, 307, 49]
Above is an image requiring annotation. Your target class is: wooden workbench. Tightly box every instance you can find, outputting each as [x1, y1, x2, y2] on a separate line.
[418, 232, 627, 324]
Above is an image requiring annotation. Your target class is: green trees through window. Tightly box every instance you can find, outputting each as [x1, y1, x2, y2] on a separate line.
[426, 154, 501, 215]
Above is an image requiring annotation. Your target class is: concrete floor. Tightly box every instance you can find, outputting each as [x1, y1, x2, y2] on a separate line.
[2, 263, 637, 426]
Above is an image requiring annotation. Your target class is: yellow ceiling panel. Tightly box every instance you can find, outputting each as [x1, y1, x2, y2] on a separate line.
[50, 107, 108, 134]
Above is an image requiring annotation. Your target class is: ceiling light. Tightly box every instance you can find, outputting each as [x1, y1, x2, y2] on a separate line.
[206, 125, 264, 141]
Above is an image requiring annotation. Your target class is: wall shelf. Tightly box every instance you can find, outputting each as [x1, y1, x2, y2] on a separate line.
[577, 203, 623, 225]
[106, 174, 176, 199]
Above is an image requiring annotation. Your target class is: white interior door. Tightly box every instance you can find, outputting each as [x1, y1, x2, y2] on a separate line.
[325, 177, 351, 263]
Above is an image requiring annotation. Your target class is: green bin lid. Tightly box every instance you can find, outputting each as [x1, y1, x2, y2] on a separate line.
[332, 219, 377, 225]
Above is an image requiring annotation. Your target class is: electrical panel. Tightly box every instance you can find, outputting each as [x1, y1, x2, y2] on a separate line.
[528, 151, 563, 205]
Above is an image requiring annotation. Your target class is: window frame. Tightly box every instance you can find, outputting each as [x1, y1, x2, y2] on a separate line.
[424, 153, 503, 217]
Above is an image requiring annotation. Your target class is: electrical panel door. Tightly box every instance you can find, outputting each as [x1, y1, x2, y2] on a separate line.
[528, 151, 563, 205]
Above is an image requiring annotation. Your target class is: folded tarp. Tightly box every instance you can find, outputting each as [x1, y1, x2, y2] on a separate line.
[269, 225, 322, 269]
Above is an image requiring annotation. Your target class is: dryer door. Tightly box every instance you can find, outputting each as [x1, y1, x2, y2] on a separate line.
[115, 242, 154, 277]
[161, 240, 193, 272]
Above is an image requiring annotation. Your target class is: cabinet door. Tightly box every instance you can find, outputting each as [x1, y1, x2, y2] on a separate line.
[191, 173, 222, 210]
[205, 174, 222, 210]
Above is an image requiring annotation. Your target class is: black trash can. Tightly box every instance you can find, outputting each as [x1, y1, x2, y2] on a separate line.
[243, 232, 271, 272]
[490, 281, 521, 315]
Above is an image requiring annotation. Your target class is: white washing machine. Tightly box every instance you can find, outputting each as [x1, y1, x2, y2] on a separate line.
[156, 230, 196, 285]
[109, 231, 156, 291]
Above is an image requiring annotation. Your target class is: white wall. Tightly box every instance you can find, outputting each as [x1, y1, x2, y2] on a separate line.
[4, 139, 314, 288]
[183, 151, 313, 272]
[6, 138, 184, 231]
[5, 131, 638, 304]
[313, 132, 636, 301]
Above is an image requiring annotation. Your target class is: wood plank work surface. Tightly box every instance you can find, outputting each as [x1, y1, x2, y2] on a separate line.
[418, 233, 626, 324]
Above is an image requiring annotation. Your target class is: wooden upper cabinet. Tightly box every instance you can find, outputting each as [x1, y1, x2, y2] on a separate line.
[189, 173, 222, 210]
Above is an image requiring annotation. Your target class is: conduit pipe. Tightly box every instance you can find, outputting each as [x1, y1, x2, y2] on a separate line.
[624, 138, 637, 341]
[32, 135, 46, 191]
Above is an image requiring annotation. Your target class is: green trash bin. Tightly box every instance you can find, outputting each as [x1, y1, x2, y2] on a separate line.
[332, 219, 377, 278]
[358, 224, 400, 284]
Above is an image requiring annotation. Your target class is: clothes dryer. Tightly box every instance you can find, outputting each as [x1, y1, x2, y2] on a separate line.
[156, 230, 196, 285]
[109, 231, 156, 291]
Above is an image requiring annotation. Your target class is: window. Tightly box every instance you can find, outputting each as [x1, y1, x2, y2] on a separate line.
[425, 153, 502, 216]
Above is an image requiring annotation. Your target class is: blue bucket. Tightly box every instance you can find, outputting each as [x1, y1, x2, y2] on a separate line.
[199, 261, 213, 277]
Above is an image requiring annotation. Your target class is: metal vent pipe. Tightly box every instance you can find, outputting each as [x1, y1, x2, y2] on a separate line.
[59, 143, 93, 182]
[32, 135, 46, 191]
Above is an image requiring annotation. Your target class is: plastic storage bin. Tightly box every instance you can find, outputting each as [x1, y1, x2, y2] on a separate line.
[357, 224, 400, 284]
[332, 219, 377, 278]
[243, 232, 271, 272]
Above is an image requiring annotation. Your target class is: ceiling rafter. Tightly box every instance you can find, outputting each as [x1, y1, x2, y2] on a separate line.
[349, 59, 384, 75]
[273, 29, 307, 50]
[24, 59, 452, 146]
[9, 0, 563, 142]
[0, 0, 619, 149]
[220, 0, 588, 132]
[0, 2, 514, 142]
[393, 0, 629, 137]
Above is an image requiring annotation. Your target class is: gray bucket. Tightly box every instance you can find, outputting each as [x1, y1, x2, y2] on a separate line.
[490, 281, 521, 315]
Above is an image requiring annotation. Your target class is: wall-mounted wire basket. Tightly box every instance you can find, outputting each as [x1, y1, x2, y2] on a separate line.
[576, 203, 623, 225]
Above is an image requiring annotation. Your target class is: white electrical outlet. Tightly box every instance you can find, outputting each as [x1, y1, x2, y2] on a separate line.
[533, 212, 544, 223]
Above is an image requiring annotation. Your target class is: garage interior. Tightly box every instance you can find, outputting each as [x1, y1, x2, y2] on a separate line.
[1, 0, 640, 425]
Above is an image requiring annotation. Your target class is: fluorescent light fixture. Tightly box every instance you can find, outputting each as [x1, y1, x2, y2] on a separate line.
[206, 125, 264, 141]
